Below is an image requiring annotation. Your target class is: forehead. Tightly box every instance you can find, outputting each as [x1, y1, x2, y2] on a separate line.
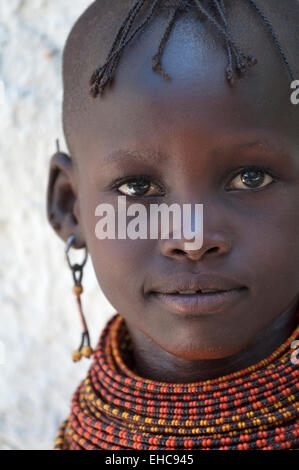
[67, 2, 299, 161]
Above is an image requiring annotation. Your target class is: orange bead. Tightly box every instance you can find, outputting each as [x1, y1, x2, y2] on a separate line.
[73, 285, 83, 295]
[81, 346, 94, 358]
[72, 350, 82, 362]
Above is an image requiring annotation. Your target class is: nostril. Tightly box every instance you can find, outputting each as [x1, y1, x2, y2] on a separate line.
[207, 247, 219, 254]
[173, 249, 184, 255]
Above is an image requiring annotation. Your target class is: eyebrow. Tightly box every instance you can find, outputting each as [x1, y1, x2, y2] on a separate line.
[103, 148, 169, 166]
[213, 139, 289, 160]
[103, 139, 289, 166]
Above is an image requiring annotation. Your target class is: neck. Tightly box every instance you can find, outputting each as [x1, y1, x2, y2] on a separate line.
[126, 302, 298, 383]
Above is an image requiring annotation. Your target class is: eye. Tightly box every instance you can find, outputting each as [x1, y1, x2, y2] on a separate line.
[227, 167, 274, 191]
[116, 177, 163, 197]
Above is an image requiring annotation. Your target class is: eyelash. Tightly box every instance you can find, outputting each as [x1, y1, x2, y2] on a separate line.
[110, 166, 277, 198]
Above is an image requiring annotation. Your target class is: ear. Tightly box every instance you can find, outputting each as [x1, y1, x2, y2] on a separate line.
[47, 151, 85, 248]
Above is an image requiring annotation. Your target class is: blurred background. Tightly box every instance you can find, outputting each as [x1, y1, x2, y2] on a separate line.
[0, 0, 115, 450]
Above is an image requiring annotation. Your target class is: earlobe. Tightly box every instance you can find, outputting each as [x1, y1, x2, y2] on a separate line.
[47, 151, 85, 248]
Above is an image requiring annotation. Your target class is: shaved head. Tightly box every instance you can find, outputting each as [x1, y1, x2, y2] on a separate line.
[62, 0, 173, 154]
[62, 0, 299, 157]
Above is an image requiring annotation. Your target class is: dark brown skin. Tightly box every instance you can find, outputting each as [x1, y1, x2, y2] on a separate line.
[48, 1, 299, 382]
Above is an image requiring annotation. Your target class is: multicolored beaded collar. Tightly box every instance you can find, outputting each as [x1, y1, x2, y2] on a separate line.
[54, 311, 299, 450]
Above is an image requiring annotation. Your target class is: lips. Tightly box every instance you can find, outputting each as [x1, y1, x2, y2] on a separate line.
[148, 274, 247, 315]
[148, 274, 245, 295]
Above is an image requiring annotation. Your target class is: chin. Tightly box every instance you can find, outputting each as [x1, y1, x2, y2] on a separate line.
[159, 337, 247, 361]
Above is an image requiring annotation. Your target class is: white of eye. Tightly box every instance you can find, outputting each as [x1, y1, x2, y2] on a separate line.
[117, 181, 160, 196]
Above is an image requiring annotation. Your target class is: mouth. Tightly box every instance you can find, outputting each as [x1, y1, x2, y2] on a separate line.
[150, 287, 248, 315]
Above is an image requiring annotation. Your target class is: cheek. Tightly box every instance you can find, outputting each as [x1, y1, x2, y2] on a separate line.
[78, 184, 157, 313]
[239, 194, 299, 310]
[87, 235, 155, 311]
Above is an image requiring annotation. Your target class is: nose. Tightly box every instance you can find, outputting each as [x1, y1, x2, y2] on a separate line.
[160, 207, 232, 262]
[161, 233, 231, 261]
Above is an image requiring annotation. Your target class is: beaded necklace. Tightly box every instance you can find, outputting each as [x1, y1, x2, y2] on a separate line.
[54, 311, 299, 450]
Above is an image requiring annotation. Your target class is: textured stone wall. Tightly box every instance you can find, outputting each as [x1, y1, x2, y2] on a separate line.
[0, 0, 115, 450]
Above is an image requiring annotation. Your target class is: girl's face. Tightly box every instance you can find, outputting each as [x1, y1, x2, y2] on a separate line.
[51, 10, 299, 367]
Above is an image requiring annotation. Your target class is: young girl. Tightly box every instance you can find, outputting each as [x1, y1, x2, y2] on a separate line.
[47, 0, 299, 450]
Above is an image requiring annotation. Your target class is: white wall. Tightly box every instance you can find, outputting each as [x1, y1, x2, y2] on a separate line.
[0, 0, 115, 450]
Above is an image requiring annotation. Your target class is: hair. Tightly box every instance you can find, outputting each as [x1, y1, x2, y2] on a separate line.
[89, 0, 296, 99]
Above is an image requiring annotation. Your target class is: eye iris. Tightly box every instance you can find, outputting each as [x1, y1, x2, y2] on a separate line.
[127, 178, 150, 195]
[241, 169, 265, 188]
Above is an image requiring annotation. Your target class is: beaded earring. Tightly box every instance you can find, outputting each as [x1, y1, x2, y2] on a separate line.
[65, 234, 94, 362]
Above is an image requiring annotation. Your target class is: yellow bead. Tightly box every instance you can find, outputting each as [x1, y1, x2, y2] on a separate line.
[73, 285, 83, 295]
[81, 346, 94, 358]
[72, 350, 82, 362]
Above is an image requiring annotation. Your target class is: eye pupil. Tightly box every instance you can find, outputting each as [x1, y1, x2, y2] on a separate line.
[241, 169, 265, 188]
